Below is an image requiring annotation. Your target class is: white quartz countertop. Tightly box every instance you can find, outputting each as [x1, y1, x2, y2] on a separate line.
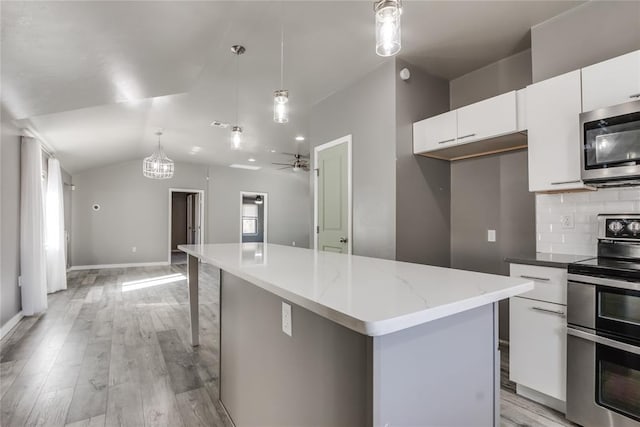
[179, 243, 533, 336]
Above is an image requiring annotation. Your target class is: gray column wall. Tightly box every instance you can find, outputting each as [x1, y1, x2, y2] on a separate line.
[309, 60, 397, 260]
[1, 108, 22, 327]
[450, 49, 532, 109]
[395, 59, 452, 267]
[450, 150, 535, 341]
[531, 1, 640, 83]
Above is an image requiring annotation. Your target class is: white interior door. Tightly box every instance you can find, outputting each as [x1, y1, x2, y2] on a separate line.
[315, 137, 351, 254]
[194, 193, 201, 244]
[186, 194, 194, 244]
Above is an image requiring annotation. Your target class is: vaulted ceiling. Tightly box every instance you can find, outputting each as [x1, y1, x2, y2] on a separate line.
[1, 1, 583, 174]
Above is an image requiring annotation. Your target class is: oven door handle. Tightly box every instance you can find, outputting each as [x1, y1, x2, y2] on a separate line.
[567, 327, 640, 355]
[568, 274, 640, 292]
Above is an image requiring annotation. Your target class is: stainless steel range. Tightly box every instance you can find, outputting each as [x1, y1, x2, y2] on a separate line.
[567, 214, 640, 427]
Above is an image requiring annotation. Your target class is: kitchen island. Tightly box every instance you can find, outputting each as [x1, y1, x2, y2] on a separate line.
[179, 243, 533, 427]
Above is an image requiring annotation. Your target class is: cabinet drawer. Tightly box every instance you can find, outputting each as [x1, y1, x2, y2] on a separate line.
[509, 297, 566, 401]
[509, 264, 567, 305]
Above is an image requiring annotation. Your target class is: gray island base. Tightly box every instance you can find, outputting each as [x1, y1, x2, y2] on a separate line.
[180, 243, 532, 427]
[220, 270, 499, 427]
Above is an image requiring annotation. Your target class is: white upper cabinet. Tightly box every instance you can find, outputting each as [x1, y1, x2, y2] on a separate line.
[582, 50, 640, 112]
[413, 90, 525, 159]
[456, 91, 517, 144]
[413, 110, 457, 153]
[527, 70, 587, 192]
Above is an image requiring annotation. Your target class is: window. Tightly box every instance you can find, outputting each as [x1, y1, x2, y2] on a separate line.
[242, 203, 258, 235]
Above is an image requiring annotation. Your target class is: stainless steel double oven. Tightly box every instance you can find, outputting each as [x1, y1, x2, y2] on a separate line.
[567, 214, 640, 427]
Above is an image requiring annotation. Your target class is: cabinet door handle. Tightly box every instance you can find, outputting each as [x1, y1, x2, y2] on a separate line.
[531, 306, 566, 318]
[519, 275, 551, 282]
[630, 93, 640, 99]
[550, 180, 581, 185]
[458, 133, 476, 139]
[437, 138, 456, 145]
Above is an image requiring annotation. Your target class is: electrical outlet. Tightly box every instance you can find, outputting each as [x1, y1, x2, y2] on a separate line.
[560, 213, 574, 229]
[282, 302, 292, 337]
[487, 230, 496, 242]
[131, 246, 137, 253]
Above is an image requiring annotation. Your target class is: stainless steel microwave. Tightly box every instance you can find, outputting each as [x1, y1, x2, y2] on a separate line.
[580, 100, 640, 187]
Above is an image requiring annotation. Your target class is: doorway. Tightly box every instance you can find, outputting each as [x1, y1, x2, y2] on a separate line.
[240, 192, 268, 243]
[314, 135, 352, 254]
[168, 188, 204, 264]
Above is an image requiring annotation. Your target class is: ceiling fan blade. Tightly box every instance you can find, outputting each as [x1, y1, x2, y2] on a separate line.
[271, 162, 293, 166]
[277, 166, 291, 170]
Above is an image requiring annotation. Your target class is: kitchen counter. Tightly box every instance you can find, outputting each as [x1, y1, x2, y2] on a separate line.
[179, 243, 534, 426]
[180, 243, 533, 336]
[505, 252, 594, 269]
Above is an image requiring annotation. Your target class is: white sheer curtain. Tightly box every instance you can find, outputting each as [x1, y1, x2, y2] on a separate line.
[45, 158, 67, 293]
[20, 137, 47, 315]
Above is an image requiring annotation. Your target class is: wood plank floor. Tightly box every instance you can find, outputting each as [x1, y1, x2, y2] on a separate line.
[1, 264, 576, 427]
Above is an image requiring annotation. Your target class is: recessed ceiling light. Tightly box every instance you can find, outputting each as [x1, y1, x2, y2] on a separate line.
[248, 158, 256, 162]
[229, 164, 261, 171]
[270, 149, 276, 153]
[295, 136, 305, 141]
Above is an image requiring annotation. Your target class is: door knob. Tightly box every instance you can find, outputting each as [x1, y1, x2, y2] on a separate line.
[339, 237, 348, 243]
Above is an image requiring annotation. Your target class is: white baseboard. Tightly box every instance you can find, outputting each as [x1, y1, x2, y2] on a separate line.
[1, 311, 24, 339]
[69, 261, 170, 271]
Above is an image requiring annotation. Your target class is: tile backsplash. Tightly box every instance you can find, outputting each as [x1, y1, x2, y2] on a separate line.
[536, 187, 640, 256]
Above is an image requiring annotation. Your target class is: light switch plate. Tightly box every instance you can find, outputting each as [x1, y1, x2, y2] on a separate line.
[282, 302, 292, 337]
[487, 230, 496, 242]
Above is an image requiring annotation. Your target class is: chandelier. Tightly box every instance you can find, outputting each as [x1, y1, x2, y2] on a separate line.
[143, 131, 174, 179]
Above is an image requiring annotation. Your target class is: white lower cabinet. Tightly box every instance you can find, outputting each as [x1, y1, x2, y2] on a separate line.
[509, 297, 567, 403]
[509, 263, 567, 412]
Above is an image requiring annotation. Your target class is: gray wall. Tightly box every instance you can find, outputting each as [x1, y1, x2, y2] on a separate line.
[309, 61, 397, 260]
[395, 59, 452, 267]
[1, 108, 22, 327]
[531, 1, 640, 83]
[450, 150, 535, 340]
[72, 160, 310, 266]
[72, 160, 209, 266]
[450, 49, 532, 109]
[207, 167, 309, 248]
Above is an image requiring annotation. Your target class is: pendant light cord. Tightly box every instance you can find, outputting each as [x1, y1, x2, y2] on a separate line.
[280, 1, 284, 89]
[235, 52, 239, 125]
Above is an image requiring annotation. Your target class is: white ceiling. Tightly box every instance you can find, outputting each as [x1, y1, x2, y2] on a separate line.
[1, 1, 583, 174]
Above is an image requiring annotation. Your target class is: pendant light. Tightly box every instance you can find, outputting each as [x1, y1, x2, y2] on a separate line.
[273, 20, 289, 124]
[143, 131, 174, 179]
[231, 45, 245, 150]
[374, 0, 402, 57]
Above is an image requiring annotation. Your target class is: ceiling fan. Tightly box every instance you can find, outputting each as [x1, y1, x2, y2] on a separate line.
[272, 153, 310, 172]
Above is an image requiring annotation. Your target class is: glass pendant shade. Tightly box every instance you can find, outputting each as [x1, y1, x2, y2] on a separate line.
[231, 126, 243, 150]
[273, 90, 289, 124]
[375, 0, 401, 57]
[143, 133, 174, 179]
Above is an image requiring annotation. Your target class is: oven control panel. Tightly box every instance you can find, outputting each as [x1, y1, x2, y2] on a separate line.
[600, 215, 640, 240]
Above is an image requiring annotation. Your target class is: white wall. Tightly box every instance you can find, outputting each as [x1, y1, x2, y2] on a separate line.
[71, 159, 310, 267]
[536, 187, 640, 256]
